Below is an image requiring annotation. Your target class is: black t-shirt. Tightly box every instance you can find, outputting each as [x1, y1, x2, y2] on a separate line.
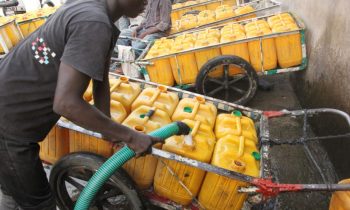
[0, 0, 120, 142]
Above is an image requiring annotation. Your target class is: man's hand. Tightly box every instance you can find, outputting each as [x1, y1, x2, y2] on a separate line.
[131, 29, 137, 38]
[137, 32, 148, 39]
[137, 27, 160, 39]
[111, 131, 162, 156]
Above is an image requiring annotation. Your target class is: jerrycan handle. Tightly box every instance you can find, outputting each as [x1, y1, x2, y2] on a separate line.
[184, 121, 200, 150]
[232, 111, 242, 135]
[110, 77, 129, 92]
[238, 136, 245, 158]
[149, 86, 165, 103]
[142, 108, 156, 120]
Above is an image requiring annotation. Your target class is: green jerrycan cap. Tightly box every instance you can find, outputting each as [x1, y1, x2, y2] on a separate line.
[252, 151, 261, 161]
[232, 110, 242, 117]
[184, 106, 193, 113]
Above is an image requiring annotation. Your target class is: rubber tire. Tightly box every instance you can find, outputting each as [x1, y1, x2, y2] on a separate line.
[195, 55, 258, 105]
[49, 152, 143, 210]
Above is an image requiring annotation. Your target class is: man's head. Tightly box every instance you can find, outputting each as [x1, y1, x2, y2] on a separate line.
[115, 0, 147, 18]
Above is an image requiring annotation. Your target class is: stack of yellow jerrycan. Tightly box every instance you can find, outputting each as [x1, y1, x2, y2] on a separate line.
[198, 111, 260, 210]
[234, 5, 256, 21]
[194, 29, 221, 70]
[70, 77, 141, 157]
[0, 21, 13, 54]
[245, 20, 277, 71]
[39, 126, 69, 164]
[197, 10, 216, 26]
[329, 179, 350, 210]
[109, 77, 141, 113]
[172, 96, 217, 129]
[170, 33, 198, 85]
[0, 17, 22, 53]
[154, 119, 216, 205]
[144, 38, 175, 86]
[267, 13, 302, 68]
[179, 14, 197, 31]
[131, 86, 179, 116]
[219, 23, 250, 75]
[215, 5, 235, 21]
[15, 13, 46, 38]
[122, 106, 172, 189]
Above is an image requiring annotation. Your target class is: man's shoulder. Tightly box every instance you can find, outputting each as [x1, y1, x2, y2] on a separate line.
[62, 0, 112, 26]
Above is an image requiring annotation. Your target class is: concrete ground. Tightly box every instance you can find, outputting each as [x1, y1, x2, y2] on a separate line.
[247, 74, 337, 210]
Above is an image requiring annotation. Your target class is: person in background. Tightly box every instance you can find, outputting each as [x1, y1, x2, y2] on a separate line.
[118, 0, 172, 57]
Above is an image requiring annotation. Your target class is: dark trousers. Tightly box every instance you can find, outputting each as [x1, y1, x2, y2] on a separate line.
[0, 134, 56, 210]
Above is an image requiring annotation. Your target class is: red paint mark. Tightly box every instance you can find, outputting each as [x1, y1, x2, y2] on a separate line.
[252, 178, 303, 197]
[263, 111, 285, 118]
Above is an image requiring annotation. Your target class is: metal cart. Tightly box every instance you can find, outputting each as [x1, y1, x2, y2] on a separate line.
[49, 73, 350, 210]
[113, 12, 307, 105]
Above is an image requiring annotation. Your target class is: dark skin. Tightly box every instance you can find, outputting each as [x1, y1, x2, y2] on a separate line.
[53, 0, 159, 155]
[133, 26, 160, 39]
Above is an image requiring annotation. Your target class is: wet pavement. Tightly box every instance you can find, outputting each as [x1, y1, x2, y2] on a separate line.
[248, 74, 337, 210]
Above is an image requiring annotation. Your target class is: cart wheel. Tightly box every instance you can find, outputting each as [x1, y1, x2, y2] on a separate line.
[49, 152, 143, 210]
[196, 55, 258, 105]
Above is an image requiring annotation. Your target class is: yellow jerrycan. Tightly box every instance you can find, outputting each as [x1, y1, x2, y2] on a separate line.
[172, 96, 217, 129]
[221, 23, 245, 34]
[145, 43, 175, 86]
[154, 120, 216, 205]
[0, 23, 13, 53]
[219, 28, 250, 76]
[18, 18, 46, 38]
[179, 14, 197, 31]
[215, 111, 258, 143]
[197, 10, 216, 26]
[215, 5, 235, 21]
[220, 28, 249, 60]
[329, 179, 350, 210]
[198, 135, 260, 210]
[245, 20, 277, 71]
[122, 106, 172, 189]
[110, 100, 128, 123]
[267, 13, 295, 28]
[170, 40, 199, 85]
[39, 126, 70, 164]
[267, 14, 302, 68]
[2, 20, 22, 47]
[131, 86, 179, 116]
[110, 77, 141, 113]
[235, 5, 256, 21]
[194, 36, 221, 70]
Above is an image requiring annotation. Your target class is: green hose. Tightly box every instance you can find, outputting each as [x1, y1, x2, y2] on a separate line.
[74, 122, 190, 210]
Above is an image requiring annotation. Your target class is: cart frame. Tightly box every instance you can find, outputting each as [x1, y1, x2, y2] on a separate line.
[112, 11, 307, 105]
[53, 73, 350, 209]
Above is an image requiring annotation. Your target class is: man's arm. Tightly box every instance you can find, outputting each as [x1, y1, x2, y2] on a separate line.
[92, 66, 110, 117]
[53, 62, 159, 154]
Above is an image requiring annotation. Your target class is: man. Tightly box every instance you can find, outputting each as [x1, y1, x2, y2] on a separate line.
[118, 0, 172, 57]
[0, 0, 159, 209]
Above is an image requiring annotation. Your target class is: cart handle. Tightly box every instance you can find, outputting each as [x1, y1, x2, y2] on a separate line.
[239, 178, 350, 197]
